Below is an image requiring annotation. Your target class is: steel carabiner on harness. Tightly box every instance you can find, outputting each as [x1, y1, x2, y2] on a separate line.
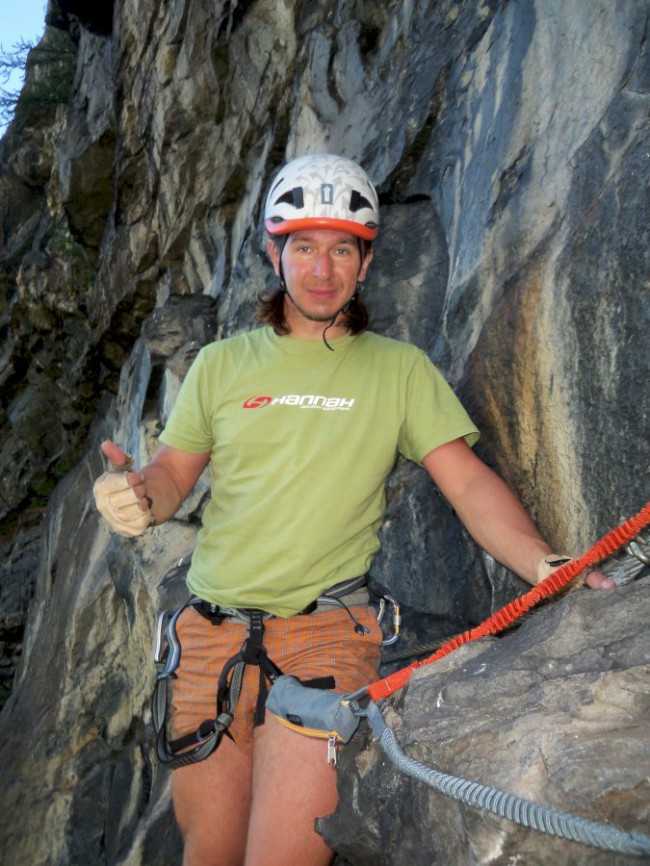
[153, 597, 196, 678]
[376, 594, 401, 646]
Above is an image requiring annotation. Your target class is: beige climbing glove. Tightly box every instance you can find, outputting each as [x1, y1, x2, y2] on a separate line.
[93, 455, 153, 538]
[535, 553, 573, 585]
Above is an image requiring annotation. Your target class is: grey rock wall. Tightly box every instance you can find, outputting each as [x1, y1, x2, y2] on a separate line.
[0, 1, 648, 864]
[323, 576, 650, 866]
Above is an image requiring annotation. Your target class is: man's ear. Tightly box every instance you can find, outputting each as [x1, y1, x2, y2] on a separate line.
[358, 247, 374, 282]
[266, 238, 281, 276]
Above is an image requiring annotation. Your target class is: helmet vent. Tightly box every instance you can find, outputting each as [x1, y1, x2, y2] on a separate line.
[275, 186, 304, 209]
[349, 190, 373, 213]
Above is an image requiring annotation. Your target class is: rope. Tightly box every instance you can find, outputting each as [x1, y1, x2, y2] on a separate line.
[363, 701, 650, 856]
[368, 502, 650, 701]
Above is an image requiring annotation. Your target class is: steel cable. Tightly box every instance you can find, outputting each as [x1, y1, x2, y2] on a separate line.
[364, 701, 650, 856]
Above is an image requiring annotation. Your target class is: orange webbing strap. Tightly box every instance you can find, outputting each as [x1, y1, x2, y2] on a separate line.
[368, 502, 650, 702]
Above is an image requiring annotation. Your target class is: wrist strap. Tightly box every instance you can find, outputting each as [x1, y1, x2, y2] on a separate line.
[536, 554, 572, 585]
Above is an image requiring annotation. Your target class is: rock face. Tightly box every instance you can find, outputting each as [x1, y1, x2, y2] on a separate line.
[0, 1, 648, 864]
[323, 576, 650, 866]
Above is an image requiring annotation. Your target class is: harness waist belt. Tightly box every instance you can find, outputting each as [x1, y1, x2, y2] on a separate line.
[193, 575, 369, 624]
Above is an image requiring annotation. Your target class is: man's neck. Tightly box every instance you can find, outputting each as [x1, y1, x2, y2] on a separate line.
[283, 303, 350, 341]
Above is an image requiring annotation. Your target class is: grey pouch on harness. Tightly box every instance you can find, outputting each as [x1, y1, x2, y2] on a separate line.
[266, 675, 361, 744]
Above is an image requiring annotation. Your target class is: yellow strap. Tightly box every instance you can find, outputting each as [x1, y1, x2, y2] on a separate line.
[270, 713, 344, 742]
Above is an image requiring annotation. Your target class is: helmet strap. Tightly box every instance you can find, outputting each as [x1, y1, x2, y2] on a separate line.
[321, 315, 338, 352]
[278, 235, 290, 293]
[341, 282, 361, 314]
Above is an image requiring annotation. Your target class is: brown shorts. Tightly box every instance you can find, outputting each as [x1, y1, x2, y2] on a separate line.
[171, 604, 382, 756]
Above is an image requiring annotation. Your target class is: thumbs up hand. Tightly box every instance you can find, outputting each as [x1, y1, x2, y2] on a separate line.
[100, 440, 135, 472]
[93, 440, 154, 537]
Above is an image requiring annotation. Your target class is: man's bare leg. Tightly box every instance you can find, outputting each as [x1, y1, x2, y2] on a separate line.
[172, 736, 253, 866]
[244, 713, 338, 866]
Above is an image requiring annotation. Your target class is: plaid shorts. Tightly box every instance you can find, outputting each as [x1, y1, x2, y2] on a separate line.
[171, 603, 383, 756]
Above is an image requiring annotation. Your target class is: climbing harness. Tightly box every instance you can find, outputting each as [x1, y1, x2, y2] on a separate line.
[265, 504, 650, 856]
[152, 575, 372, 769]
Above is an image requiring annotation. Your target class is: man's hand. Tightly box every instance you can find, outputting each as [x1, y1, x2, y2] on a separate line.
[537, 554, 616, 590]
[582, 571, 616, 590]
[101, 440, 135, 472]
[93, 440, 153, 537]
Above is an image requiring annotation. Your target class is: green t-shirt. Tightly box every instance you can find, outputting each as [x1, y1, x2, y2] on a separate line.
[160, 326, 479, 616]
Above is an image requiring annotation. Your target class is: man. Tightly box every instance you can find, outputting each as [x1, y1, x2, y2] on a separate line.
[94, 154, 613, 866]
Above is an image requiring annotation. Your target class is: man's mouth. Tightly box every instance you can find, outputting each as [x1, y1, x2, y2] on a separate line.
[307, 285, 338, 299]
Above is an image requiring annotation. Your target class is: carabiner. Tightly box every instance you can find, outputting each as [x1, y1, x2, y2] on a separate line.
[379, 595, 401, 647]
[154, 597, 198, 680]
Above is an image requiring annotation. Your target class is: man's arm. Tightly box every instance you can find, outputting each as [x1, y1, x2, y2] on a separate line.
[422, 438, 613, 589]
[95, 439, 211, 534]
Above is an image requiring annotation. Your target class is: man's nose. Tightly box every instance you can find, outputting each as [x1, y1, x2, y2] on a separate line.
[313, 252, 332, 277]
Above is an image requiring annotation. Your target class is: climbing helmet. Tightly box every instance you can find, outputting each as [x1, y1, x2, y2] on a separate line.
[264, 153, 379, 241]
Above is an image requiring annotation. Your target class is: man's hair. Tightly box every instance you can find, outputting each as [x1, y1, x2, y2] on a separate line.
[255, 237, 371, 336]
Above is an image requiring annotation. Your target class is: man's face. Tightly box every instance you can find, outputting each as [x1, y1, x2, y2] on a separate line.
[267, 228, 373, 326]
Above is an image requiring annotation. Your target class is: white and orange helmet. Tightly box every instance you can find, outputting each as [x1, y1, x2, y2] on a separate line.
[264, 153, 380, 241]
